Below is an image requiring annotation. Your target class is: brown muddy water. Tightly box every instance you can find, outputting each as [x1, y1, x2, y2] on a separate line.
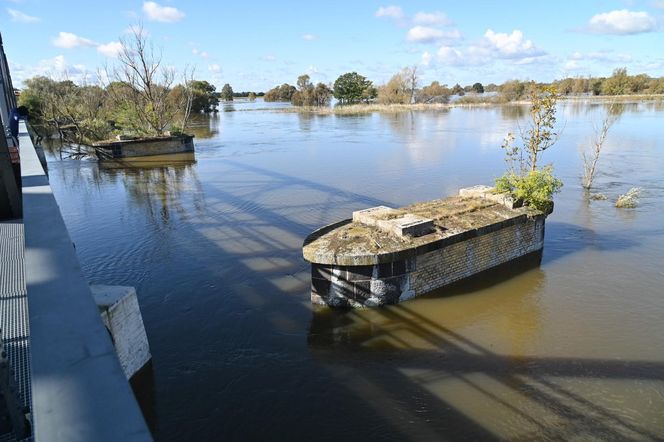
[43, 100, 664, 441]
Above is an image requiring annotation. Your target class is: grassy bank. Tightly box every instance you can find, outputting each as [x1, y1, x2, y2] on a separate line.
[267, 93, 664, 115]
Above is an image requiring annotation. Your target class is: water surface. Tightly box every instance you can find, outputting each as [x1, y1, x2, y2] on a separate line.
[44, 100, 664, 441]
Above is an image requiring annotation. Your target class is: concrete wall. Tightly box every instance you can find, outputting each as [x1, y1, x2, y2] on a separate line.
[97, 136, 194, 159]
[311, 215, 545, 307]
[20, 122, 152, 441]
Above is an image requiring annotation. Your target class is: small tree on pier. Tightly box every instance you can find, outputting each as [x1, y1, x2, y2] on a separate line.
[107, 24, 192, 136]
[495, 85, 563, 212]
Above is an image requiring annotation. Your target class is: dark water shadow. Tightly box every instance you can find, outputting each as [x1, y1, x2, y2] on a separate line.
[79, 159, 662, 441]
[542, 221, 641, 265]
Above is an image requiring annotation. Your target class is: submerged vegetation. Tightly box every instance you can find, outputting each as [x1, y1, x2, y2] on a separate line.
[615, 188, 641, 208]
[582, 103, 621, 190]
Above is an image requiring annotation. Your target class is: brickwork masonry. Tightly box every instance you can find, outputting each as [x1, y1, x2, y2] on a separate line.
[310, 215, 545, 307]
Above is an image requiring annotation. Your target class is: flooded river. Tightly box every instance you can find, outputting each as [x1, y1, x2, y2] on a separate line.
[44, 100, 664, 440]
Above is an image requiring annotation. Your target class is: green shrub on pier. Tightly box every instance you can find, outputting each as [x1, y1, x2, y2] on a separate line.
[495, 166, 562, 213]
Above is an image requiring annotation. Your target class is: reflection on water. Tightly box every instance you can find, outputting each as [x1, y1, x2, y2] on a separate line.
[499, 104, 526, 120]
[43, 101, 664, 441]
[186, 114, 220, 139]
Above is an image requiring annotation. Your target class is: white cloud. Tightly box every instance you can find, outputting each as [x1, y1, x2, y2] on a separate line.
[7, 8, 39, 23]
[406, 26, 461, 43]
[262, 54, 277, 61]
[436, 46, 464, 65]
[421, 51, 432, 66]
[570, 50, 633, 63]
[142, 1, 184, 23]
[208, 64, 221, 73]
[9, 55, 91, 87]
[302, 34, 317, 41]
[652, 0, 664, 9]
[428, 29, 544, 67]
[375, 5, 404, 20]
[564, 60, 580, 71]
[97, 41, 123, 58]
[412, 11, 451, 26]
[482, 29, 544, 59]
[51, 32, 97, 49]
[587, 10, 657, 35]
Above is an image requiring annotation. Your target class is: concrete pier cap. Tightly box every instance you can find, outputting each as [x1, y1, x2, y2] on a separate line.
[302, 186, 546, 308]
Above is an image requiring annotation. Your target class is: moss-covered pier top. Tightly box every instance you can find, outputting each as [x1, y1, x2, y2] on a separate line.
[302, 186, 547, 307]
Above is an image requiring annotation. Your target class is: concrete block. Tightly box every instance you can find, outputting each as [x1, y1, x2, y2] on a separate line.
[352, 206, 398, 227]
[459, 185, 518, 209]
[90, 285, 151, 380]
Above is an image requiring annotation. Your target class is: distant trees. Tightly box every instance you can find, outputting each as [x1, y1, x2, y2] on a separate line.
[472, 82, 484, 94]
[602, 68, 630, 95]
[417, 81, 451, 103]
[333, 72, 376, 104]
[188, 80, 219, 113]
[220, 83, 234, 101]
[377, 67, 418, 105]
[451, 83, 464, 96]
[291, 74, 332, 107]
[500, 80, 529, 101]
[378, 72, 409, 104]
[264, 83, 297, 102]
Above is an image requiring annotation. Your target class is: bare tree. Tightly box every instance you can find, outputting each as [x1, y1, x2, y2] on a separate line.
[106, 24, 187, 136]
[403, 65, 418, 104]
[582, 102, 620, 189]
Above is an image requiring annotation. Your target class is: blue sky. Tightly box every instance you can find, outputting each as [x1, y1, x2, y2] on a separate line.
[3, 0, 664, 90]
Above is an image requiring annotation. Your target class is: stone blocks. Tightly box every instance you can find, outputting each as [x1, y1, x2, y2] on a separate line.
[353, 206, 434, 238]
[309, 216, 545, 307]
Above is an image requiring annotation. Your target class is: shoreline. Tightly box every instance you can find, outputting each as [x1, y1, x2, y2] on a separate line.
[251, 94, 664, 115]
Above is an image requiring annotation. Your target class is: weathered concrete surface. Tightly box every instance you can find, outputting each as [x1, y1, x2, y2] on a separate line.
[20, 122, 152, 441]
[91, 285, 151, 380]
[304, 187, 546, 308]
[304, 192, 542, 266]
[93, 135, 194, 159]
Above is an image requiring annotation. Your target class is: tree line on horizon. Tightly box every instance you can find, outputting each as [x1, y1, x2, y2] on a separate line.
[16, 58, 664, 146]
[259, 67, 664, 107]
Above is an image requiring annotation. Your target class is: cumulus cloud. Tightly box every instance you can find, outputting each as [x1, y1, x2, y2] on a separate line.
[262, 54, 277, 61]
[302, 34, 317, 41]
[375, 5, 404, 20]
[208, 64, 221, 73]
[7, 8, 39, 23]
[97, 41, 123, 58]
[482, 29, 543, 59]
[52, 32, 97, 49]
[427, 28, 544, 67]
[586, 10, 657, 35]
[143, 1, 184, 23]
[421, 51, 432, 66]
[436, 46, 464, 65]
[406, 26, 461, 43]
[412, 11, 451, 26]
